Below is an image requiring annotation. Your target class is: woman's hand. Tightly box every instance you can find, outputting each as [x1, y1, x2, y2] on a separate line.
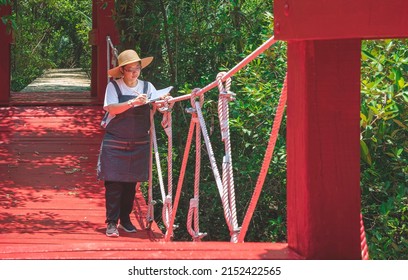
[160, 93, 172, 101]
[130, 94, 148, 106]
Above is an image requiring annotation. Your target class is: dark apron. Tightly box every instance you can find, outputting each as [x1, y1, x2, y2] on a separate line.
[97, 88, 151, 182]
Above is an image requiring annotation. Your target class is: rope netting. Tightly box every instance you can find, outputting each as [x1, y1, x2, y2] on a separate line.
[158, 36, 280, 242]
[105, 35, 369, 258]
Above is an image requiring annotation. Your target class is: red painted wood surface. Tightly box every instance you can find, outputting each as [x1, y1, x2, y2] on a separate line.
[274, 0, 408, 40]
[0, 104, 301, 260]
[286, 40, 362, 259]
[0, 4, 12, 104]
[1, 241, 300, 260]
[0, 106, 162, 258]
[9, 91, 100, 106]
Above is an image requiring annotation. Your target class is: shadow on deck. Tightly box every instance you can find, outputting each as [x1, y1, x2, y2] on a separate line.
[0, 105, 165, 259]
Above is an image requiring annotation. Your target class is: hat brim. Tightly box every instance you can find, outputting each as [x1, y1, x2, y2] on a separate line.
[108, 57, 153, 78]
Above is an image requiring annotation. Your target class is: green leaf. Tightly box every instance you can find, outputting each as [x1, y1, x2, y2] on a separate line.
[393, 119, 407, 129]
[392, 68, 402, 82]
[396, 148, 403, 157]
[360, 112, 367, 123]
[398, 78, 405, 89]
[368, 105, 380, 115]
[386, 40, 394, 51]
[362, 50, 376, 61]
[360, 139, 372, 165]
[402, 92, 408, 103]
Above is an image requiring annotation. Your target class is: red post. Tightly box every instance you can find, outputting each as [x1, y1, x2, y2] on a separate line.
[275, 0, 408, 259]
[90, 1, 98, 98]
[0, 4, 12, 105]
[90, 0, 119, 102]
[286, 40, 362, 259]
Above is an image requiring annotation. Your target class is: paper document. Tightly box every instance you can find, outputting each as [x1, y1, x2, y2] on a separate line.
[149, 86, 174, 102]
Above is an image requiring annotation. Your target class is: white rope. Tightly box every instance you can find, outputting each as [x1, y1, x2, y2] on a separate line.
[150, 114, 167, 227]
[164, 105, 197, 241]
[186, 92, 207, 241]
[216, 72, 240, 242]
[160, 101, 175, 230]
[106, 36, 118, 83]
[146, 100, 178, 233]
[195, 100, 237, 239]
[146, 108, 157, 228]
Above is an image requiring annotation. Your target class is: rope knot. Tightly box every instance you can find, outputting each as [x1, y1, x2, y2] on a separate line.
[216, 72, 232, 94]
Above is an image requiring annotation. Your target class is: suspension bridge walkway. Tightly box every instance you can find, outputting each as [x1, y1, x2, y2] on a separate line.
[0, 67, 300, 259]
[9, 68, 98, 106]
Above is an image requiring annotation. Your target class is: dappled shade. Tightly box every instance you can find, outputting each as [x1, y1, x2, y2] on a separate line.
[0, 105, 165, 258]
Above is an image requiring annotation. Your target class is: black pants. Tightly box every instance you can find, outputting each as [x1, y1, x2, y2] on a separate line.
[105, 181, 136, 224]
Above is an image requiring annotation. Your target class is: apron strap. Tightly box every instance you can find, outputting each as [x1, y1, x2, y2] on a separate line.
[111, 80, 123, 97]
[101, 80, 122, 127]
[143, 80, 150, 99]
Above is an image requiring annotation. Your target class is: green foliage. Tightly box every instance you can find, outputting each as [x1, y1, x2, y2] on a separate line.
[361, 39, 408, 259]
[0, 1, 16, 35]
[9, 0, 92, 91]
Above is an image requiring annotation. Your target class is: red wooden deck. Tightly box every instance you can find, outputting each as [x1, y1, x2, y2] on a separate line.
[0, 101, 301, 260]
[9, 91, 100, 106]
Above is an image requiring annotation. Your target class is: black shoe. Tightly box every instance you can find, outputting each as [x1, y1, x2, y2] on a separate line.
[119, 221, 137, 233]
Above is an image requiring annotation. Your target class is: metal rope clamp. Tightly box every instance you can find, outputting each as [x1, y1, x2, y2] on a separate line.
[163, 195, 178, 230]
[186, 88, 202, 123]
[219, 90, 236, 102]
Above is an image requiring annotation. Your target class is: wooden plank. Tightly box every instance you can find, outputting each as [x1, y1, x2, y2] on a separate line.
[0, 242, 302, 260]
[9, 92, 100, 106]
[286, 40, 362, 259]
[274, 0, 408, 40]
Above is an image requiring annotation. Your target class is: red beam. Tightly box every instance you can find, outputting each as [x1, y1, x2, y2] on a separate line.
[275, 0, 408, 40]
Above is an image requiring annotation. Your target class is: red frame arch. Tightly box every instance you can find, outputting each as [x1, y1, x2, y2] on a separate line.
[0, 0, 118, 104]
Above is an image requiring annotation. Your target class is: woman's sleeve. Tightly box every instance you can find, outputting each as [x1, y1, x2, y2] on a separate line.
[103, 82, 119, 110]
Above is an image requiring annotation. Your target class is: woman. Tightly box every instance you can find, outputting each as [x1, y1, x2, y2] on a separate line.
[97, 49, 155, 237]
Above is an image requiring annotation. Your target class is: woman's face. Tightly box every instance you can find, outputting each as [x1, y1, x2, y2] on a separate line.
[122, 62, 142, 83]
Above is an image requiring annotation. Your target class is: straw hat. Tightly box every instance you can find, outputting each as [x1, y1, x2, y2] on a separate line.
[108, 49, 153, 78]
